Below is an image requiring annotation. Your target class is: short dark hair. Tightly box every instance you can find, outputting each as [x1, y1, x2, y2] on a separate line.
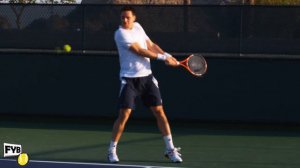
[121, 6, 136, 16]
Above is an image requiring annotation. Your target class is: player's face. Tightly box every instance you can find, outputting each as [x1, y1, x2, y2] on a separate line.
[121, 10, 136, 29]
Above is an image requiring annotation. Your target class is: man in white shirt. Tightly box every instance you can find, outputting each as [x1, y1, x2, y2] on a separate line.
[108, 6, 183, 163]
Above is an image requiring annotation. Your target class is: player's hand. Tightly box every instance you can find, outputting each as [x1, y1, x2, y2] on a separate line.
[165, 56, 180, 67]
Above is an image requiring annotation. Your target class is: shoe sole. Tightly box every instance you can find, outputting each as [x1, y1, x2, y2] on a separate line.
[164, 154, 182, 163]
[107, 156, 119, 163]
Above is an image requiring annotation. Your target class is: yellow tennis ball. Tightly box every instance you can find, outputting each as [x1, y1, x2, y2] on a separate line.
[18, 153, 29, 166]
[63, 44, 71, 52]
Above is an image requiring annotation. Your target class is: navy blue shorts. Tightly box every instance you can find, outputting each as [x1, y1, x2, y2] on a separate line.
[118, 75, 162, 110]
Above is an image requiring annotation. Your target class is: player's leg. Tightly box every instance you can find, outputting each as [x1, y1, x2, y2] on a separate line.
[150, 105, 171, 136]
[111, 108, 132, 142]
[108, 77, 136, 163]
[150, 106, 183, 163]
[142, 75, 182, 163]
[108, 108, 132, 163]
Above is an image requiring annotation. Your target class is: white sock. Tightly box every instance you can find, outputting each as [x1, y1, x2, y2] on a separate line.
[163, 135, 175, 150]
[109, 141, 118, 152]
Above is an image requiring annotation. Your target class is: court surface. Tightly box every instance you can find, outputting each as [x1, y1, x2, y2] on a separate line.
[1, 115, 300, 168]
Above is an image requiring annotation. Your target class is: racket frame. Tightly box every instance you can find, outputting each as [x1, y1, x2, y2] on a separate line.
[179, 54, 207, 77]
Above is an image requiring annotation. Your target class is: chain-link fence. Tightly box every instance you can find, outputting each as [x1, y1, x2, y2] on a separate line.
[0, 4, 300, 57]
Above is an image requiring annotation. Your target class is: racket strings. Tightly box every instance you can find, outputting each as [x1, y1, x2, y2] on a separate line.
[187, 56, 206, 75]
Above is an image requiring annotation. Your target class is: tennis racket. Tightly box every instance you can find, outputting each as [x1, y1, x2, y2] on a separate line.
[178, 54, 207, 77]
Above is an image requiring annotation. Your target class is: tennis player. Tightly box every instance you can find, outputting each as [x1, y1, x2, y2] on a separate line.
[107, 6, 182, 163]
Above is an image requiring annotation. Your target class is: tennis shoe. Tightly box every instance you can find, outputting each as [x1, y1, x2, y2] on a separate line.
[108, 150, 119, 163]
[164, 147, 183, 163]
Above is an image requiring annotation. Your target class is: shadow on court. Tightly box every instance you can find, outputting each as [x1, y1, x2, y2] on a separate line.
[1, 115, 300, 168]
[2, 115, 300, 137]
[29, 136, 161, 158]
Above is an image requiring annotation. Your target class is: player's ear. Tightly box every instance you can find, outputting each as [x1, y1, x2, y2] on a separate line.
[133, 15, 136, 21]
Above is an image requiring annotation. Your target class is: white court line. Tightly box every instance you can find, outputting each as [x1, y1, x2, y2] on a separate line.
[0, 158, 181, 168]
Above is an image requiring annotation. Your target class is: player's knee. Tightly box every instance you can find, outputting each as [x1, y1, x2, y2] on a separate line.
[152, 106, 166, 118]
[118, 108, 131, 121]
[151, 105, 163, 112]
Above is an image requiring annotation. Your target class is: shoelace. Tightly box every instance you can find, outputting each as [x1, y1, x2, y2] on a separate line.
[167, 147, 182, 156]
[174, 147, 182, 156]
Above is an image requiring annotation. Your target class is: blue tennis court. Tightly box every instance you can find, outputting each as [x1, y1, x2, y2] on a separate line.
[0, 159, 178, 168]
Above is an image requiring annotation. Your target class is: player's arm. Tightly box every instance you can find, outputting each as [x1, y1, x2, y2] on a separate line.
[129, 41, 179, 67]
[145, 39, 180, 66]
[146, 39, 165, 55]
[129, 42, 158, 60]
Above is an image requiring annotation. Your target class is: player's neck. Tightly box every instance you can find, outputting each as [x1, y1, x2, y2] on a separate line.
[121, 25, 134, 30]
[121, 22, 135, 30]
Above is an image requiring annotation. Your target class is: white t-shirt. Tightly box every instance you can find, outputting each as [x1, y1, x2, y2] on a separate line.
[114, 22, 152, 78]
